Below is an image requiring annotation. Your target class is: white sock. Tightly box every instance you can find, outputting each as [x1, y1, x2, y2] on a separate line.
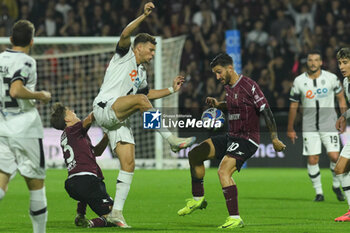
[29, 187, 47, 233]
[337, 172, 350, 209]
[229, 215, 241, 219]
[0, 188, 5, 200]
[113, 170, 134, 211]
[330, 162, 341, 188]
[307, 164, 323, 195]
[193, 196, 203, 201]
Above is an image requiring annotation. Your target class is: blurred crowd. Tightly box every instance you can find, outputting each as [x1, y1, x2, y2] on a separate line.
[1, 0, 350, 116]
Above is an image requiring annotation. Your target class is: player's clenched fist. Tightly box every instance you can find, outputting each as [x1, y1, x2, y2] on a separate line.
[206, 97, 218, 108]
[272, 138, 286, 152]
[39, 90, 51, 104]
[144, 2, 155, 16]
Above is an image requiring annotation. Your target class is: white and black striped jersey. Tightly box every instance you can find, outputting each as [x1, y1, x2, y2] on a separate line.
[93, 45, 148, 106]
[0, 49, 43, 138]
[289, 70, 342, 132]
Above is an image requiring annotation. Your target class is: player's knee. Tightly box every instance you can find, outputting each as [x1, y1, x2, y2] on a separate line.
[136, 94, 152, 109]
[217, 168, 229, 180]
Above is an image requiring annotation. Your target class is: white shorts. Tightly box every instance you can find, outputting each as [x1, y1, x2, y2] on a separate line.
[105, 119, 135, 150]
[302, 132, 340, 155]
[340, 142, 350, 159]
[0, 137, 46, 179]
[93, 98, 120, 130]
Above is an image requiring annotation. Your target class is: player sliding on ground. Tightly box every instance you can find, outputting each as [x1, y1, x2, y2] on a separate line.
[334, 47, 350, 222]
[92, 2, 196, 228]
[51, 103, 117, 228]
[177, 53, 286, 229]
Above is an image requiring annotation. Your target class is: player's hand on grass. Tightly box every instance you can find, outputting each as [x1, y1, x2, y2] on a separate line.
[336, 116, 347, 134]
[39, 91, 51, 104]
[144, 2, 155, 16]
[287, 129, 297, 144]
[272, 138, 286, 152]
[172, 76, 185, 92]
[206, 97, 218, 108]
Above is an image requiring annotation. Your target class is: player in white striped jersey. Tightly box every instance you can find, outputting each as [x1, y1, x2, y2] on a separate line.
[0, 20, 51, 233]
[92, 2, 195, 227]
[334, 47, 350, 222]
[288, 50, 346, 202]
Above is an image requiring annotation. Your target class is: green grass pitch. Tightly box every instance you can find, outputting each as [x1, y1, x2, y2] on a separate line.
[0, 168, 349, 232]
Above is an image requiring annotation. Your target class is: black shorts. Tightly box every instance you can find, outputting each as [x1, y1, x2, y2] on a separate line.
[65, 175, 113, 216]
[211, 134, 258, 171]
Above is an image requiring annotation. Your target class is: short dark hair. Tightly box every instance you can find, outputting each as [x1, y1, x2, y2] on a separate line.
[134, 33, 157, 47]
[210, 53, 233, 68]
[11, 20, 35, 47]
[50, 102, 67, 130]
[337, 48, 350, 60]
[307, 50, 322, 59]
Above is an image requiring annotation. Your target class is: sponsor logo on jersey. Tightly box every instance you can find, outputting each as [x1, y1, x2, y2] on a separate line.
[305, 88, 328, 99]
[229, 113, 240, 120]
[129, 69, 137, 81]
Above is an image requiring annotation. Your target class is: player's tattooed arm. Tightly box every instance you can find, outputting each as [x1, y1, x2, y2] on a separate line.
[262, 107, 278, 140]
[206, 97, 227, 111]
[262, 106, 286, 151]
[93, 133, 109, 157]
[118, 2, 155, 48]
[82, 112, 94, 129]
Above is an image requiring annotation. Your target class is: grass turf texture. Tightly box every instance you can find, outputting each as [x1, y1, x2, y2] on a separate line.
[0, 168, 349, 233]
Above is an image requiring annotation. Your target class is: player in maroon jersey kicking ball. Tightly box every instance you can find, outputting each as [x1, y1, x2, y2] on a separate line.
[50, 102, 118, 228]
[177, 53, 286, 229]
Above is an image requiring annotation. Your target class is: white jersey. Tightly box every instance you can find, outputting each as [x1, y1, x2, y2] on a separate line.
[0, 49, 43, 138]
[289, 70, 342, 132]
[93, 46, 148, 105]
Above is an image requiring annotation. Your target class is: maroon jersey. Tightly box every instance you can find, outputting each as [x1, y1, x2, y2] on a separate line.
[60, 121, 103, 179]
[225, 75, 269, 145]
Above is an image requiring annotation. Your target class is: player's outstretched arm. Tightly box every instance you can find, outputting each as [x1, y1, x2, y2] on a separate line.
[10, 80, 51, 104]
[206, 97, 227, 111]
[118, 2, 155, 48]
[287, 101, 299, 144]
[147, 76, 184, 100]
[262, 106, 286, 152]
[82, 112, 95, 129]
[93, 133, 109, 157]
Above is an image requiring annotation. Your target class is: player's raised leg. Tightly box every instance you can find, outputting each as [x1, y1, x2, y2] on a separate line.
[177, 139, 216, 216]
[110, 94, 196, 152]
[217, 156, 244, 229]
[107, 142, 134, 228]
[25, 177, 47, 233]
[334, 156, 350, 222]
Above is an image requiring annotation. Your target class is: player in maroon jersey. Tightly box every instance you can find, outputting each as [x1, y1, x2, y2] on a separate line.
[177, 53, 286, 229]
[50, 102, 118, 228]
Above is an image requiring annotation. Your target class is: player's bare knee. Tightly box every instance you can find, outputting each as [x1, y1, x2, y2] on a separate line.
[136, 94, 152, 110]
[120, 160, 135, 172]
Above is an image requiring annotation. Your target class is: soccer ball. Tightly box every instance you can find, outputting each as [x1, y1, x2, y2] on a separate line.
[201, 108, 225, 129]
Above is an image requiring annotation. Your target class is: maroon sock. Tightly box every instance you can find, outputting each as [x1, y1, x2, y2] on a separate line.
[191, 177, 204, 197]
[77, 202, 87, 216]
[90, 217, 107, 227]
[222, 185, 239, 215]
